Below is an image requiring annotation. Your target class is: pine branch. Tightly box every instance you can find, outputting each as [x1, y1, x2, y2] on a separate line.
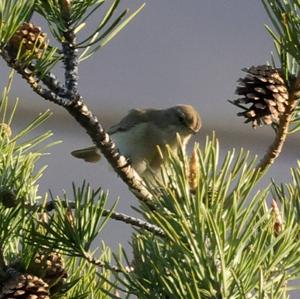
[0, 48, 67, 106]
[257, 72, 300, 170]
[29, 66, 67, 96]
[0, 48, 154, 207]
[0, 1, 153, 207]
[83, 252, 132, 273]
[65, 100, 154, 206]
[62, 32, 78, 98]
[42, 200, 165, 237]
[255, 0, 300, 170]
[104, 210, 165, 237]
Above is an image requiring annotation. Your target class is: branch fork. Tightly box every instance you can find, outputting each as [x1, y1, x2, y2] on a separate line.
[1, 19, 154, 207]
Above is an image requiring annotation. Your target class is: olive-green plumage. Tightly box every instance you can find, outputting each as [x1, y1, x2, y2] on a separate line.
[71, 104, 201, 177]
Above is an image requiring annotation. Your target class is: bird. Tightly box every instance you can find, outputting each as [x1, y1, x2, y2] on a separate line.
[71, 104, 201, 178]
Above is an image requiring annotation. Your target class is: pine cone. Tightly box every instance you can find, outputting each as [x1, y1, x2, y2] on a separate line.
[0, 273, 49, 299]
[0, 188, 17, 208]
[29, 252, 67, 293]
[8, 22, 48, 59]
[232, 65, 289, 128]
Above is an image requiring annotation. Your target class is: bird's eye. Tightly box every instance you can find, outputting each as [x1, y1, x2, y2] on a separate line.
[178, 114, 185, 124]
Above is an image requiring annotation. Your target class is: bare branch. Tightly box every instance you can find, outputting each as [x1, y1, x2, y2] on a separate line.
[42, 200, 164, 237]
[32, 67, 67, 96]
[65, 99, 154, 205]
[257, 74, 300, 171]
[61, 13, 79, 99]
[83, 252, 133, 273]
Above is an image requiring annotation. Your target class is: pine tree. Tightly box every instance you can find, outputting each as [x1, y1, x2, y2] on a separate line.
[0, 0, 300, 298]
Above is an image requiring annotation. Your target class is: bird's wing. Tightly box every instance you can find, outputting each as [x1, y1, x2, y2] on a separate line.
[108, 108, 151, 134]
[71, 146, 101, 162]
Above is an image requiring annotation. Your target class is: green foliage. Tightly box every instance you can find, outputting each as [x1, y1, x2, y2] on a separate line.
[63, 247, 117, 299]
[27, 182, 117, 260]
[263, 0, 300, 134]
[77, 1, 145, 62]
[106, 136, 300, 298]
[33, 46, 62, 78]
[273, 161, 300, 238]
[263, 0, 300, 66]
[23, 184, 120, 298]
[34, 0, 145, 62]
[0, 74, 56, 206]
[0, 0, 145, 74]
[0, 75, 117, 298]
[0, 73, 54, 266]
[0, 0, 34, 46]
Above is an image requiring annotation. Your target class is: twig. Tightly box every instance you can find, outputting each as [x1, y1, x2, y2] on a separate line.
[1, 49, 68, 105]
[30, 66, 67, 96]
[61, 0, 79, 99]
[35, 200, 164, 237]
[257, 73, 300, 171]
[0, 48, 67, 97]
[62, 30, 79, 98]
[58, 9, 154, 207]
[83, 252, 133, 273]
[102, 209, 165, 237]
[65, 99, 154, 206]
[40, 73, 66, 96]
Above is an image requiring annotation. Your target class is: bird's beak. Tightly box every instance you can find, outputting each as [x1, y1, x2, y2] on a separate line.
[189, 127, 199, 134]
[189, 118, 201, 134]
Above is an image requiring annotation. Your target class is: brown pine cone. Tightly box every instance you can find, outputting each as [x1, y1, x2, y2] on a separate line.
[7, 22, 48, 59]
[231, 65, 289, 128]
[28, 252, 67, 293]
[0, 273, 49, 299]
[0, 188, 17, 208]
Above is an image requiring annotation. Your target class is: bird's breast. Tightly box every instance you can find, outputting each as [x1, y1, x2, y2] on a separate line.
[111, 123, 190, 175]
[111, 123, 156, 174]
